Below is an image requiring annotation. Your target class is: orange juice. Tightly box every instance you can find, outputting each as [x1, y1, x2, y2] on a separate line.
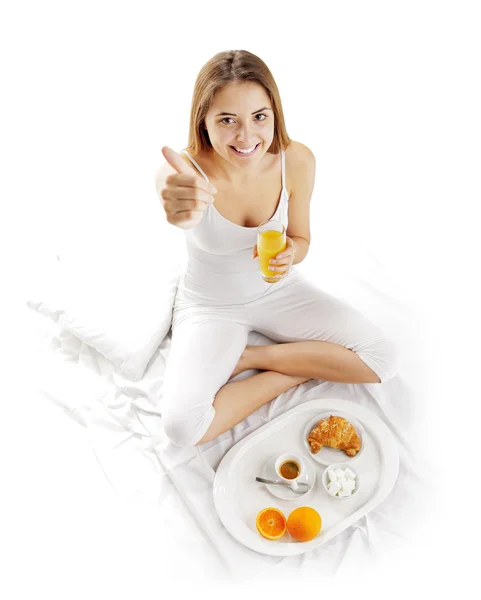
[258, 229, 286, 280]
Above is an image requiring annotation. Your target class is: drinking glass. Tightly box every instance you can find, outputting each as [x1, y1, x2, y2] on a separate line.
[257, 219, 287, 283]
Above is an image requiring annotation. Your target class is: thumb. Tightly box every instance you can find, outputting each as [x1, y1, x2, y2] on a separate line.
[161, 146, 192, 175]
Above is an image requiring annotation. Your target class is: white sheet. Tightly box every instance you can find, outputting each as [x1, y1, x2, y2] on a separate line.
[24, 254, 437, 583]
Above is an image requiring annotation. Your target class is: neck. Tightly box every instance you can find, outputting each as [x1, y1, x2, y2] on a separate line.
[206, 147, 270, 186]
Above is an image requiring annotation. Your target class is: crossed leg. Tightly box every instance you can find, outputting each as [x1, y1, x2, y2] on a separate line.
[162, 317, 309, 448]
[163, 272, 397, 448]
[235, 270, 397, 384]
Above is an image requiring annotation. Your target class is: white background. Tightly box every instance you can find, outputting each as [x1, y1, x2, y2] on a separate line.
[2, 0, 480, 596]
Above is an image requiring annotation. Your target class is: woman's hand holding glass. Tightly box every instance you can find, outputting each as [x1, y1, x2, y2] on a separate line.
[254, 220, 295, 282]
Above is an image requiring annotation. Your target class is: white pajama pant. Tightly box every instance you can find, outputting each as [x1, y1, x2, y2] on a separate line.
[162, 268, 397, 448]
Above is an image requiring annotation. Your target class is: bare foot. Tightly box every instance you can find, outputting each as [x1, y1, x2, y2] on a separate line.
[229, 346, 255, 380]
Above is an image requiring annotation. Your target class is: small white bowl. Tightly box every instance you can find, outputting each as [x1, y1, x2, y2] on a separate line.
[322, 463, 360, 500]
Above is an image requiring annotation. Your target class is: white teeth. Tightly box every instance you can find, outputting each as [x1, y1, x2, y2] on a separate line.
[234, 145, 257, 153]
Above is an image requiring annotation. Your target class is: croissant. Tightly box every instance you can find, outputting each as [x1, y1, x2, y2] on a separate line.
[307, 415, 361, 457]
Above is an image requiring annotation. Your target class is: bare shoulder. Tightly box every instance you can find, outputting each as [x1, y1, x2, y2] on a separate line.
[285, 140, 316, 194]
[285, 140, 316, 167]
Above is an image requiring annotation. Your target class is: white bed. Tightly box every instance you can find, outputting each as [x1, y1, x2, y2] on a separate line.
[22, 233, 438, 587]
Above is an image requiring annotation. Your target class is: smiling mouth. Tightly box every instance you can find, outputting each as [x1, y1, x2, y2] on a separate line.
[229, 143, 260, 157]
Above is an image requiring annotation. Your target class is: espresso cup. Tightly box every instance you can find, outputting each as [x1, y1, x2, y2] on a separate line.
[274, 453, 305, 490]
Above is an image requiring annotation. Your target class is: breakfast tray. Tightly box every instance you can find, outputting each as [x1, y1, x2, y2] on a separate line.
[213, 398, 399, 556]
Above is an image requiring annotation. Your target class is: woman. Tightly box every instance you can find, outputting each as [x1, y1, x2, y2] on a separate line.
[155, 50, 397, 448]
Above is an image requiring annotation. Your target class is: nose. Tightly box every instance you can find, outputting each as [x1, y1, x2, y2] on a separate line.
[235, 122, 256, 144]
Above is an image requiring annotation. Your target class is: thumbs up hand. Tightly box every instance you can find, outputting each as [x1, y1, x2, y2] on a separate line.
[159, 146, 217, 229]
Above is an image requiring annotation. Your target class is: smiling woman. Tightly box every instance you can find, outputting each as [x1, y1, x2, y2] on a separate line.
[182, 50, 289, 166]
[155, 49, 398, 449]
[202, 81, 276, 180]
[217, 107, 270, 156]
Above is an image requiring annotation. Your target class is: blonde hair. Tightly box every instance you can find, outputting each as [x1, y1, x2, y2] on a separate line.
[184, 50, 290, 156]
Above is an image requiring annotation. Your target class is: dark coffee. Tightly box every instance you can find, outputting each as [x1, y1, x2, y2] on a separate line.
[279, 460, 300, 479]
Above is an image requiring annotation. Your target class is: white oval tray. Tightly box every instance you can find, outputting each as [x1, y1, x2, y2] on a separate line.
[213, 398, 399, 556]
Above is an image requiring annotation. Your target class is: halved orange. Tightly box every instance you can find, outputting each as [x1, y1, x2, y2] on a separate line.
[256, 507, 287, 540]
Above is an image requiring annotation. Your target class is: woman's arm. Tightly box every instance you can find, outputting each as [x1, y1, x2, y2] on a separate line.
[290, 236, 310, 265]
[285, 142, 317, 265]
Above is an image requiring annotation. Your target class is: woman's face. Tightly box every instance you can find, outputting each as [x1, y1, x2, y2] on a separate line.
[204, 82, 275, 165]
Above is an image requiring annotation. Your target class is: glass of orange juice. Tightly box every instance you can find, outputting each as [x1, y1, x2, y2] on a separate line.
[257, 219, 287, 283]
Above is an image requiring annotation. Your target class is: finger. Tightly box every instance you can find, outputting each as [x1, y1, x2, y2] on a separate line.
[172, 209, 205, 218]
[163, 197, 213, 212]
[166, 172, 217, 197]
[269, 258, 290, 266]
[252, 244, 258, 258]
[161, 146, 193, 175]
[165, 184, 215, 205]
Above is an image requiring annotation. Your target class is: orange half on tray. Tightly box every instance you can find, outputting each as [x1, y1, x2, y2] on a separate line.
[256, 508, 287, 540]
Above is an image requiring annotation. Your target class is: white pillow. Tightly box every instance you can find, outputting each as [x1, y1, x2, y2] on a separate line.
[27, 251, 182, 381]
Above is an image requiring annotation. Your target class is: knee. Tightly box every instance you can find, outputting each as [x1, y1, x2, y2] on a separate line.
[163, 403, 215, 448]
[163, 411, 196, 448]
[354, 335, 398, 384]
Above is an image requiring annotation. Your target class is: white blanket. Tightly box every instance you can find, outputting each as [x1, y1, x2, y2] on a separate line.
[25, 255, 435, 582]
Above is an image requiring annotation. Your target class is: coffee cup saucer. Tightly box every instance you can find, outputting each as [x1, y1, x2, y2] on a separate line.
[260, 454, 316, 501]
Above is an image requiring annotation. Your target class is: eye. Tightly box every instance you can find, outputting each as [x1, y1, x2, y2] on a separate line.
[219, 113, 268, 125]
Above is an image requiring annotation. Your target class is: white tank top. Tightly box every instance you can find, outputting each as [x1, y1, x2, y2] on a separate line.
[177, 148, 290, 305]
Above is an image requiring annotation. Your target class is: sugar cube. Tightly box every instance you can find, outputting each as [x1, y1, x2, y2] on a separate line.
[344, 468, 356, 480]
[341, 480, 356, 493]
[328, 481, 342, 496]
[337, 475, 347, 484]
[338, 488, 352, 497]
[334, 468, 345, 478]
[327, 469, 337, 483]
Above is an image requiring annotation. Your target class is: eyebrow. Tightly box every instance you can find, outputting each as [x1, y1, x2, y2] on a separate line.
[215, 107, 272, 117]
